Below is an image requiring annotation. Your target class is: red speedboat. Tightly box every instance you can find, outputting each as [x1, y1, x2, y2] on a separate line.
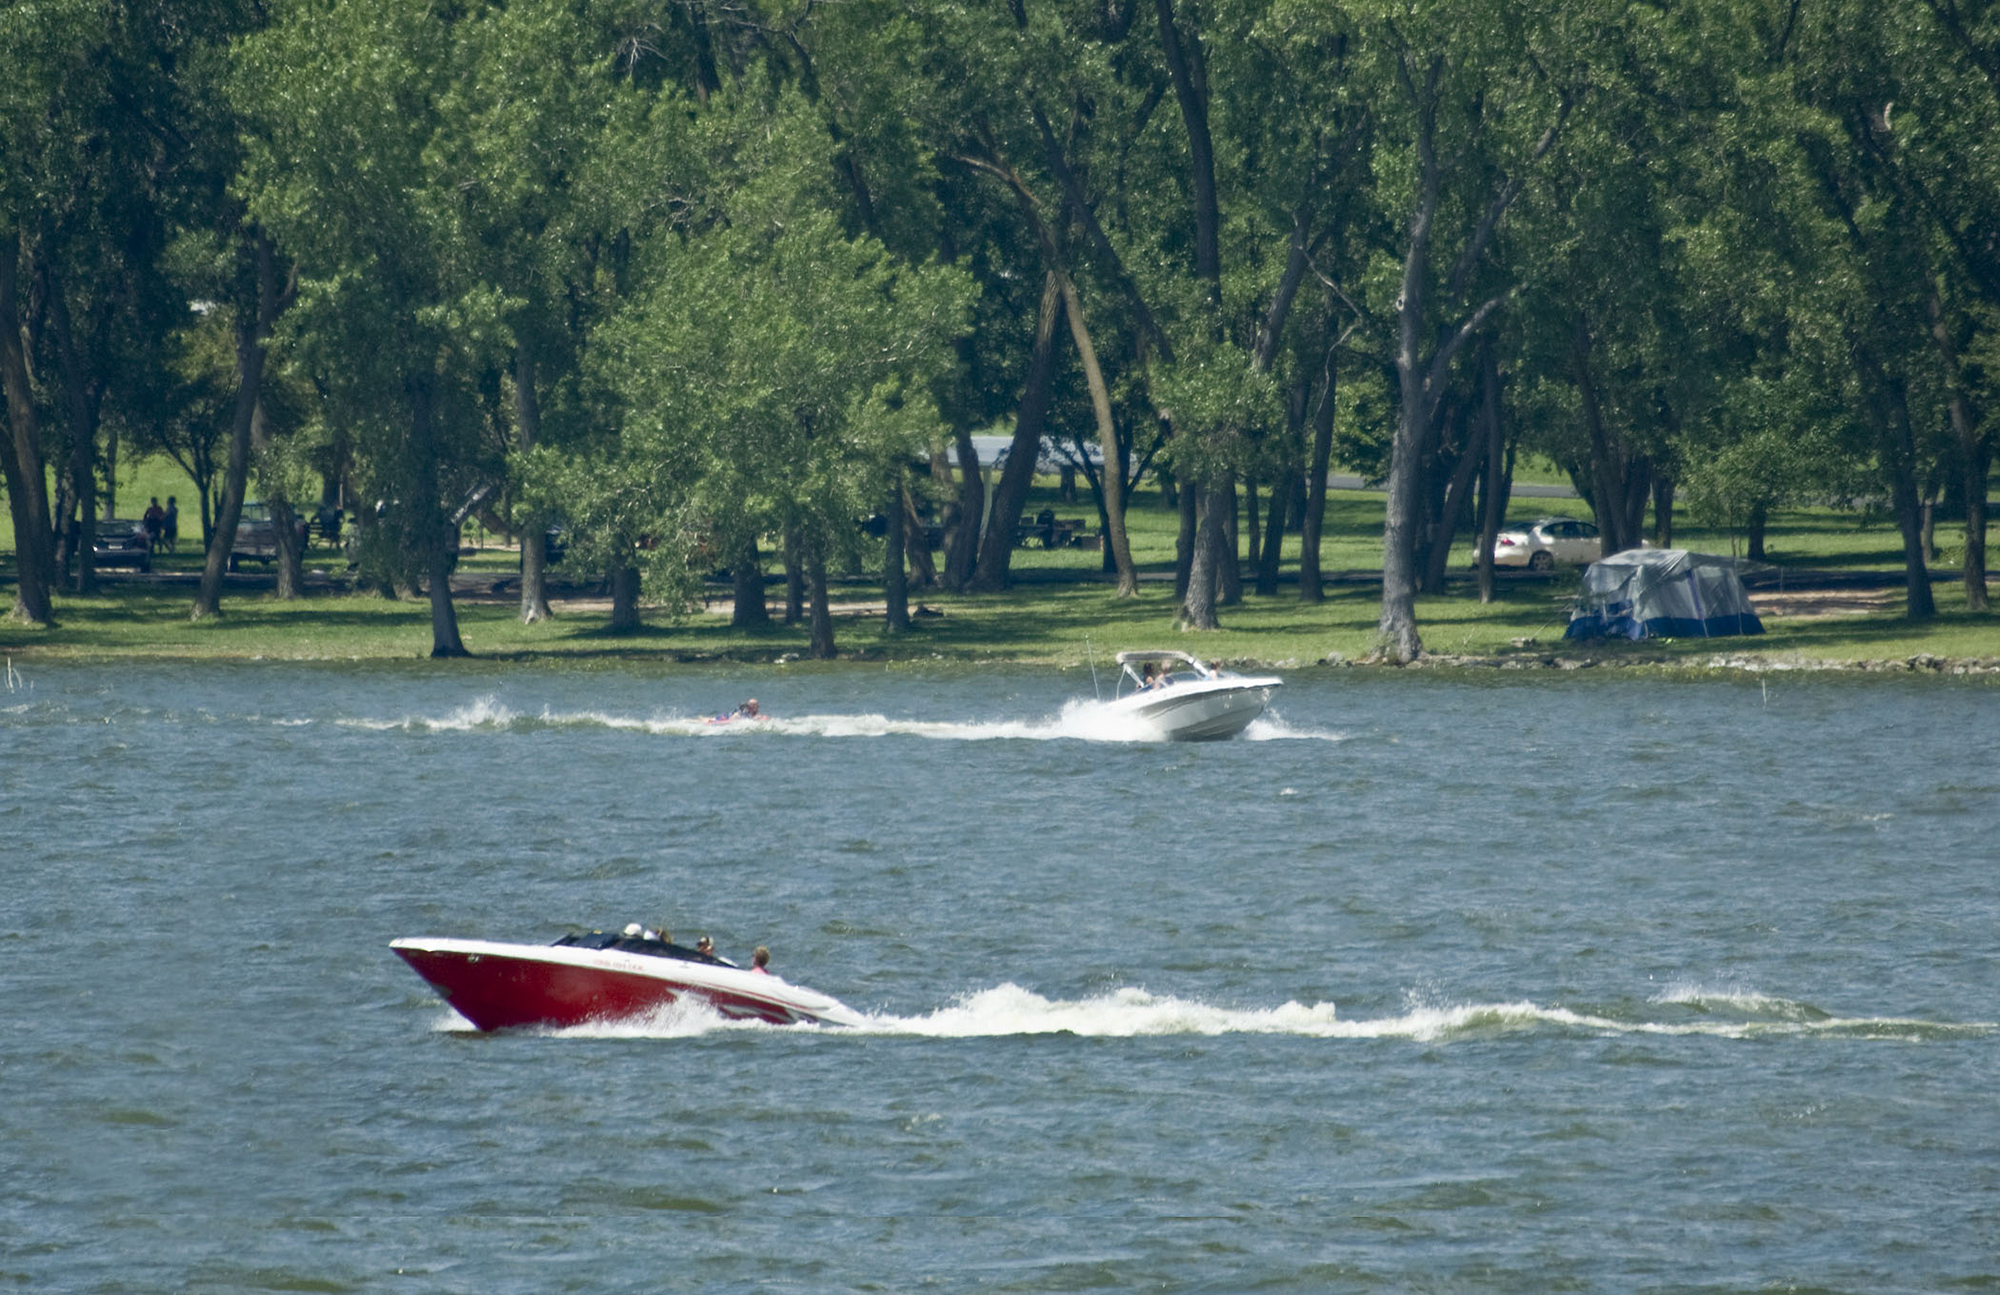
[391, 929, 865, 1031]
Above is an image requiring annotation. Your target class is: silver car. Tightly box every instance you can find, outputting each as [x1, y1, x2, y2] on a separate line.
[1491, 517, 1601, 571]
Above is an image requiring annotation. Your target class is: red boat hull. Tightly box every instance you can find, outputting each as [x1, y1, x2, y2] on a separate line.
[392, 941, 851, 1030]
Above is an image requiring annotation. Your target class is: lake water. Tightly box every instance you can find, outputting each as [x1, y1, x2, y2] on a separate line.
[4, 661, 1997, 1292]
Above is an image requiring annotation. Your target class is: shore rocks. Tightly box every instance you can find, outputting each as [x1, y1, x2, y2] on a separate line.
[1318, 650, 2000, 676]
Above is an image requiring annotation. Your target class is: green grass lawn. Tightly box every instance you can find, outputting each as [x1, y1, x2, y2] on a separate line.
[3, 465, 1994, 667]
[4, 558, 1991, 667]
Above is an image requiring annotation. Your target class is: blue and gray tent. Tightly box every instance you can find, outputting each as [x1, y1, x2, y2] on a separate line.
[1564, 548, 1765, 641]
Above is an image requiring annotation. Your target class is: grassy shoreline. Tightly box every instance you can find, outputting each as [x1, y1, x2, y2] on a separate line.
[3, 562, 1994, 675]
[7, 478, 1994, 672]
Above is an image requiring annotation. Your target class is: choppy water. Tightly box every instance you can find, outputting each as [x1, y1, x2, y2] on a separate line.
[3, 661, 1997, 1292]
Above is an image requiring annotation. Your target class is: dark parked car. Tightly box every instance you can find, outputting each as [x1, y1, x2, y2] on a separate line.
[92, 519, 153, 572]
[231, 502, 309, 570]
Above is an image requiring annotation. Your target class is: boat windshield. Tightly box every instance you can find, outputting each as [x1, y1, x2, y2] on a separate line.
[553, 930, 734, 966]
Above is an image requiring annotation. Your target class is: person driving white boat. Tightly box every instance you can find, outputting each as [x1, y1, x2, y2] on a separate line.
[1097, 649, 1282, 741]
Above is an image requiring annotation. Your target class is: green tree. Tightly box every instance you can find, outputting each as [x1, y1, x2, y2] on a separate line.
[232, 0, 528, 654]
[1355, 0, 1578, 661]
[1, 0, 216, 604]
[575, 103, 971, 655]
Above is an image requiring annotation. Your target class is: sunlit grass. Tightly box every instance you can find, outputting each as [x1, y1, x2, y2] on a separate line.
[3, 475, 1992, 668]
[3, 557, 1992, 669]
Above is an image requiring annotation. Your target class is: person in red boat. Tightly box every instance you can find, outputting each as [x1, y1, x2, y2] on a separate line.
[751, 946, 771, 974]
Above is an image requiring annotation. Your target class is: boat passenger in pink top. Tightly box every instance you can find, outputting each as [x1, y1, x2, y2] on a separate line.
[751, 946, 771, 974]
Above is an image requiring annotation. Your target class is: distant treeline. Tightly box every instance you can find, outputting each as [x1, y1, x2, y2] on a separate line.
[1, 0, 1993, 656]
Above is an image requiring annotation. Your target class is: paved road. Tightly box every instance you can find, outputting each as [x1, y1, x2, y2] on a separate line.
[972, 437, 1581, 500]
[1326, 472, 1576, 499]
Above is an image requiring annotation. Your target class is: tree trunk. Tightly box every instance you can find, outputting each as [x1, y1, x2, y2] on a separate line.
[1257, 468, 1296, 598]
[1857, 343, 1936, 618]
[246, 382, 307, 599]
[608, 562, 642, 633]
[973, 272, 1063, 592]
[1965, 438, 1993, 613]
[1886, 431, 1936, 620]
[1382, 218, 1434, 660]
[411, 374, 469, 656]
[1475, 341, 1505, 604]
[1423, 391, 1490, 593]
[1380, 51, 1562, 658]
[51, 472, 75, 579]
[1056, 274, 1137, 595]
[1180, 471, 1227, 629]
[782, 525, 804, 624]
[516, 346, 553, 623]
[1746, 501, 1768, 562]
[195, 233, 285, 621]
[1652, 474, 1674, 548]
[1571, 316, 1632, 557]
[46, 270, 99, 595]
[1381, 67, 1443, 663]
[732, 535, 768, 627]
[806, 536, 836, 659]
[884, 481, 909, 634]
[902, 484, 936, 589]
[1245, 476, 1261, 572]
[103, 424, 118, 521]
[0, 232, 55, 625]
[942, 428, 983, 591]
[270, 492, 306, 598]
[1573, 319, 1657, 555]
[1154, 0, 1220, 297]
[1931, 290, 1990, 611]
[1298, 346, 1336, 604]
[1246, 210, 1314, 602]
[1218, 475, 1242, 605]
[1379, 393, 1427, 663]
[1175, 474, 1198, 599]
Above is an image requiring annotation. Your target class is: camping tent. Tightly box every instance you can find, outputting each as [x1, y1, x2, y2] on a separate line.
[1564, 548, 1765, 641]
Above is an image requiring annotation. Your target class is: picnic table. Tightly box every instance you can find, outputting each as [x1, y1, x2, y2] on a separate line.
[1015, 510, 1092, 549]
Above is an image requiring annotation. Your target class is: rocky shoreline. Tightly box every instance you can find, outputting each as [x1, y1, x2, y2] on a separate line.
[1326, 650, 2000, 675]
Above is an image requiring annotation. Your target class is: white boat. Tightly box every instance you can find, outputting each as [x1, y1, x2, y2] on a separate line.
[391, 930, 866, 1031]
[1098, 650, 1281, 741]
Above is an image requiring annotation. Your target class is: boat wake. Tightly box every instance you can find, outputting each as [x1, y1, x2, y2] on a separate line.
[433, 983, 1994, 1043]
[861, 985, 1992, 1042]
[342, 696, 1343, 743]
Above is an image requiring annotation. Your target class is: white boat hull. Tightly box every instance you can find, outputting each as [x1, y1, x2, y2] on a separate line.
[1103, 678, 1279, 741]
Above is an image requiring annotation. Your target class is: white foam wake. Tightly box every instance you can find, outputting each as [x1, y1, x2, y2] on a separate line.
[432, 985, 1994, 1043]
[859, 989, 1989, 1041]
[861, 984, 1343, 1037]
[340, 696, 1342, 743]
